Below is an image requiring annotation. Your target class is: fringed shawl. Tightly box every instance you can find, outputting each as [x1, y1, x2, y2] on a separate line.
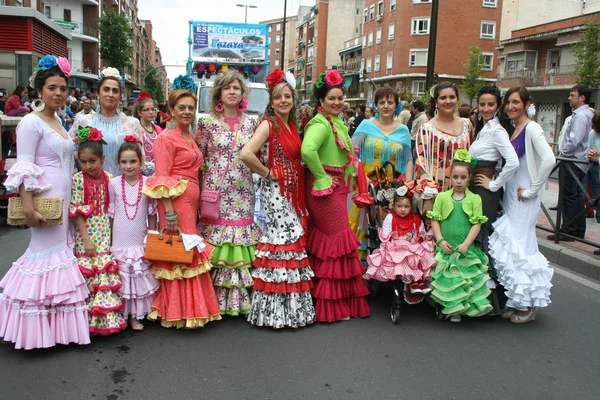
[353, 119, 411, 174]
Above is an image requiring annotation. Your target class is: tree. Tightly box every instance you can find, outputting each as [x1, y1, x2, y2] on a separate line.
[98, 9, 133, 72]
[143, 65, 165, 103]
[462, 46, 486, 105]
[573, 20, 600, 88]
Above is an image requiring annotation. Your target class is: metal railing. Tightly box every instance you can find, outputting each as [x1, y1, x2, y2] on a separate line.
[536, 157, 600, 250]
[499, 64, 577, 87]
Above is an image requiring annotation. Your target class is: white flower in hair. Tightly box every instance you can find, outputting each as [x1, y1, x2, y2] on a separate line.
[100, 67, 121, 79]
[285, 71, 296, 89]
[396, 186, 408, 197]
[527, 103, 536, 118]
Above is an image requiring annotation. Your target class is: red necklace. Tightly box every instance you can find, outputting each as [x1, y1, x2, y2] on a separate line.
[121, 174, 143, 220]
[223, 112, 242, 131]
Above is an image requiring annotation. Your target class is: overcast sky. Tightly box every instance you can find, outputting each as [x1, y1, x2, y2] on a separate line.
[138, 0, 314, 81]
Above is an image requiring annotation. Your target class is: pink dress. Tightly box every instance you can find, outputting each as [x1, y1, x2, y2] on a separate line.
[109, 175, 160, 320]
[141, 123, 162, 163]
[0, 114, 90, 349]
[365, 212, 435, 283]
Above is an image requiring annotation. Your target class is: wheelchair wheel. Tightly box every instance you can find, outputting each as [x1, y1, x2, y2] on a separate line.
[390, 304, 401, 324]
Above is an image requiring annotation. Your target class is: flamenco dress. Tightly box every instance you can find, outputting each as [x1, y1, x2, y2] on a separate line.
[70, 171, 127, 334]
[247, 117, 316, 328]
[109, 175, 160, 320]
[143, 127, 221, 328]
[0, 114, 90, 349]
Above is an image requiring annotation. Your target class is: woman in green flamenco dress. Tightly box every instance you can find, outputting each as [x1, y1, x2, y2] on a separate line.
[426, 150, 493, 322]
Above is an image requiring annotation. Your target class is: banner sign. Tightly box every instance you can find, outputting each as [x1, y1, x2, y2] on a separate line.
[191, 21, 267, 60]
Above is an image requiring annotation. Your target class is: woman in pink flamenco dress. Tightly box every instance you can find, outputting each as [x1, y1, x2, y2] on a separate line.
[0, 57, 90, 349]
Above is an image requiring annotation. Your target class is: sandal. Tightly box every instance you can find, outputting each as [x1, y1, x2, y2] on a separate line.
[510, 307, 537, 324]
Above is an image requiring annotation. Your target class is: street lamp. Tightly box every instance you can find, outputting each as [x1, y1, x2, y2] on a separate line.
[236, 4, 258, 23]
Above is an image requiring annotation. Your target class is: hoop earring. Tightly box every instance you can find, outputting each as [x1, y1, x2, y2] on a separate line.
[434, 106, 439, 118]
[167, 118, 176, 130]
[237, 96, 248, 112]
[215, 100, 224, 113]
[32, 99, 45, 112]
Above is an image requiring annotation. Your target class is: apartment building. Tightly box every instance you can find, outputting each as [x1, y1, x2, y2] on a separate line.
[496, 0, 600, 144]
[260, 15, 299, 73]
[357, 0, 501, 104]
[295, 0, 365, 101]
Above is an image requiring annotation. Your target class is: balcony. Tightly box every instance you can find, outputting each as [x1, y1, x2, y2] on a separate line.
[69, 59, 97, 78]
[498, 65, 577, 89]
[54, 20, 98, 42]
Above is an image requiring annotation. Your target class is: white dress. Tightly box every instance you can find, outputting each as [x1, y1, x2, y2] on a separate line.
[488, 154, 553, 310]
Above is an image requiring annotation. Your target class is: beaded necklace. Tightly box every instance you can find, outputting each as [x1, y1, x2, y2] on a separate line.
[121, 174, 143, 220]
[222, 112, 242, 132]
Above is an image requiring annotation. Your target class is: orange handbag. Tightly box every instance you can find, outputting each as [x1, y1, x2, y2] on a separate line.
[145, 227, 194, 265]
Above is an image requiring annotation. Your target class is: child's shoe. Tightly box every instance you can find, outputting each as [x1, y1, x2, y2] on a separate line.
[450, 315, 462, 323]
[409, 283, 422, 294]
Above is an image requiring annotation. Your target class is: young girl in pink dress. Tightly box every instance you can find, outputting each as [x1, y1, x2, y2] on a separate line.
[364, 185, 436, 303]
[109, 136, 160, 331]
[70, 128, 126, 335]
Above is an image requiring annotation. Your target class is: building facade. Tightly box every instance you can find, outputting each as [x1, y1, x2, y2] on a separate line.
[260, 15, 299, 73]
[496, 0, 600, 145]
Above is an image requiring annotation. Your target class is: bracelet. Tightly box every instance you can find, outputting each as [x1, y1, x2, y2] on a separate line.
[164, 213, 178, 221]
[435, 238, 445, 245]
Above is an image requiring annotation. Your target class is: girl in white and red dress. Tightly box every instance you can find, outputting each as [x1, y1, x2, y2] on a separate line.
[364, 185, 436, 303]
[109, 136, 160, 330]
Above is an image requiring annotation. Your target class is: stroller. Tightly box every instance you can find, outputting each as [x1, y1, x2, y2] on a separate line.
[361, 161, 434, 324]
[0, 144, 18, 223]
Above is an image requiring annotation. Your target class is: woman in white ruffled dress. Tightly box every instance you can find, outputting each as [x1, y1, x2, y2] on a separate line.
[488, 87, 555, 324]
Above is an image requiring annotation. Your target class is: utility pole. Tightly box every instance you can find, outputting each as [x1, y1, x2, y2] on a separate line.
[425, 0, 439, 90]
[281, 0, 287, 70]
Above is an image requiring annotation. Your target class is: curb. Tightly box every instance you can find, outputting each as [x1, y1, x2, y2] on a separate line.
[537, 237, 600, 281]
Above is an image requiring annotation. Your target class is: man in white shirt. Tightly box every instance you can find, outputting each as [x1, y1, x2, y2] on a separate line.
[552, 85, 593, 240]
[77, 97, 93, 116]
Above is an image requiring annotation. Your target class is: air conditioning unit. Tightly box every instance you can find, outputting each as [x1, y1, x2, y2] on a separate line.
[376, 15, 382, 22]
[376, 38, 381, 44]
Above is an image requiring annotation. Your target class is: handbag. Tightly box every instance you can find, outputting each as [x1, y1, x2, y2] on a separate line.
[200, 130, 239, 220]
[7, 197, 63, 226]
[145, 227, 194, 264]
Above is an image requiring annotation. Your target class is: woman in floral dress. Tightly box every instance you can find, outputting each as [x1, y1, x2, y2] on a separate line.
[196, 70, 262, 317]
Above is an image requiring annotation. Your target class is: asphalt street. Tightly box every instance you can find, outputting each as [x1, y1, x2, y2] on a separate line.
[0, 225, 599, 400]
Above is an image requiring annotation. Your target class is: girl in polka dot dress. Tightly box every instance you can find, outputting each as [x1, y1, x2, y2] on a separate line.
[109, 137, 159, 331]
[70, 128, 126, 335]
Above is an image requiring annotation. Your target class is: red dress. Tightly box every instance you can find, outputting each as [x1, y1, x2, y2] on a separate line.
[143, 127, 221, 328]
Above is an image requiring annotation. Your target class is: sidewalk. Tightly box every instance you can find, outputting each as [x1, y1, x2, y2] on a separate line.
[536, 180, 600, 281]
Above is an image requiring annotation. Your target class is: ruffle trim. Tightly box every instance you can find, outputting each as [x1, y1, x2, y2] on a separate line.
[4, 161, 52, 194]
[311, 186, 334, 197]
[306, 227, 361, 260]
[253, 278, 313, 294]
[147, 310, 222, 329]
[200, 223, 262, 248]
[256, 235, 307, 252]
[426, 210, 443, 221]
[209, 242, 257, 268]
[253, 256, 310, 269]
[150, 261, 212, 280]
[247, 291, 316, 329]
[211, 266, 254, 288]
[89, 321, 127, 336]
[469, 215, 489, 224]
[143, 177, 188, 199]
[0, 295, 88, 316]
[69, 204, 94, 219]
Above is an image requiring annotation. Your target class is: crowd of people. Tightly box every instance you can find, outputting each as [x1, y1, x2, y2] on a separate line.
[0, 53, 597, 351]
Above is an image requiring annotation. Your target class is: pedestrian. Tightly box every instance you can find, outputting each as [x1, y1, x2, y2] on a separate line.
[550, 85, 593, 241]
[364, 184, 435, 302]
[78, 97, 94, 116]
[301, 69, 370, 322]
[458, 104, 472, 119]
[240, 68, 316, 328]
[428, 151, 493, 322]
[143, 86, 221, 329]
[350, 104, 365, 136]
[409, 100, 427, 151]
[364, 106, 375, 120]
[343, 108, 355, 129]
[133, 90, 162, 165]
[489, 87, 555, 324]
[0, 88, 7, 113]
[4, 83, 29, 116]
[586, 112, 600, 236]
[398, 100, 411, 125]
[196, 70, 262, 317]
[70, 127, 127, 335]
[109, 138, 160, 331]
[70, 67, 143, 176]
[0, 55, 90, 350]
[125, 100, 135, 116]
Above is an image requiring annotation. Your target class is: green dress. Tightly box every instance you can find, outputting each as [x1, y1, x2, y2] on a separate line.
[429, 198, 493, 317]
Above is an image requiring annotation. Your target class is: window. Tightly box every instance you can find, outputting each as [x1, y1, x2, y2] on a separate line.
[362, 35, 367, 48]
[63, 9, 71, 22]
[366, 57, 372, 73]
[413, 0, 431, 3]
[391, 0, 396, 11]
[388, 23, 395, 40]
[411, 17, 430, 35]
[376, 28, 382, 44]
[276, 24, 281, 31]
[480, 21, 496, 39]
[375, 55, 380, 72]
[483, 0, 497, 7]
[276, 35, 281, 43]
[368, 31, 373, 47]
[506, 51, 537, 77]
[361, 58, 365, 72]
[378, 1, 384, 16]
[412, 80, 426, 95]
[276, 48, 280, 54]
[409, 49, 428, 66]
[268, 26, 272, 33]
[386, 52, 393, 69]
[482, 52, 494, 70]
[275, 59, 280, 66]
[44, 5, 51, 18]
[370, 5, 375, 20]
[364, 8, 368, 24]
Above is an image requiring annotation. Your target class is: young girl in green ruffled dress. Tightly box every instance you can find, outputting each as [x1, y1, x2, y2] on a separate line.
[427, 150, 493, 322]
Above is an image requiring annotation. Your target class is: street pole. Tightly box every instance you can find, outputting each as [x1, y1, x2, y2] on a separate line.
[281, 0, 287, 70]
[425, 0, 439, 91]
[244, 6, 248, 23]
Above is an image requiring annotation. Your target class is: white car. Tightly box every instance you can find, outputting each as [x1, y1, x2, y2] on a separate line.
[196, 80, 269, 124]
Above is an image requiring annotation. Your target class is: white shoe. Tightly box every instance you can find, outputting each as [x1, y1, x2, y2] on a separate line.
[450, 315, 462, 323]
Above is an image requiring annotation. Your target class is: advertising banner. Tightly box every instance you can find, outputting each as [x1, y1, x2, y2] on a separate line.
[191, 21, 267, 60]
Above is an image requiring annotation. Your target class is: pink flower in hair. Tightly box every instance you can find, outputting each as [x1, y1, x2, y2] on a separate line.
[325, 70, 343, 87]
[56, 57, 72, 77]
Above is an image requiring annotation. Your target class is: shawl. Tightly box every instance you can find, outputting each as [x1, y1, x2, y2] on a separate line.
[353, 119, 411, 174]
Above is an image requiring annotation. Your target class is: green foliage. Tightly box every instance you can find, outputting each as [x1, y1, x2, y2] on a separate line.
[143, 65, 165, 103]
[98, 9, 133, 72]
[462, 46, 486, 105]
[573, 20, 600, 88]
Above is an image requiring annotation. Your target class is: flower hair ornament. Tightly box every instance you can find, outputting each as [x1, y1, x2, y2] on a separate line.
[124, 135, 140, 143]
[526, 103, 536, 118]
[137, 90, 152, 101]
[99, 67, 121, 81]
[265, 68, 296, 89]
[395, 182, 414, 198]
[454, 149, 477, 168]
[29, 55, 72, 87]
[75, 127, 107, 145]
[172, 74, 197, 93]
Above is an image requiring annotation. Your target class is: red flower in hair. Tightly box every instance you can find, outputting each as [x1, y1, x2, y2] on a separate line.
[88, 128, 103, 142]
[124, 135, 140, 143]
[325, 70, 343, 86]
[266, 69, 285, 88]
[137, 90, 152, 100]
